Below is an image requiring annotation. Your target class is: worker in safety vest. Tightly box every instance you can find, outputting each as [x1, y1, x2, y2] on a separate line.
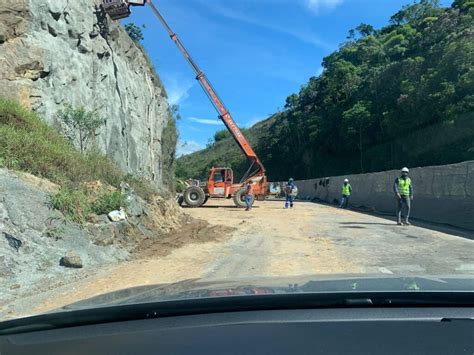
[394, 167, 413, 225]
[284, 178, 296, 209]
[339, 179, 352, 209]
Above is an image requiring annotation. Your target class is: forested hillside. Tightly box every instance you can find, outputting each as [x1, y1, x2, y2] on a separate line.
[177, 0, 474, 181]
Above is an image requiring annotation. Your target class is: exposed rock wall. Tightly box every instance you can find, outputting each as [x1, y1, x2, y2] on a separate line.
[0, 0, 176, 187]
[292, 161, 474, 231]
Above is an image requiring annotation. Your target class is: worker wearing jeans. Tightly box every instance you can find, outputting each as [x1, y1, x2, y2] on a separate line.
[245, 182, 252, 211]
[285, 178, 296, 209]
[339, 179, 352, 208]
[394, 167, 413, 225]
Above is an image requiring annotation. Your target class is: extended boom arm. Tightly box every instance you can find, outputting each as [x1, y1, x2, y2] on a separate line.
[146, 1, 265, 181]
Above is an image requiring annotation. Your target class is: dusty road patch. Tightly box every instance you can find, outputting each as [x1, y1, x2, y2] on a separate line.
[135, 218, 235, 258]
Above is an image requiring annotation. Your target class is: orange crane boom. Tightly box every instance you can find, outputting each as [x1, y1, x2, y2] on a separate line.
[147, 1, 266, 182]
[103, 1, 268, 208]
[102, 0, 266, 183]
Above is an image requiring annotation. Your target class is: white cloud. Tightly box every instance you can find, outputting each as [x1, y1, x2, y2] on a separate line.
[198, 1, 332, 49]
[304, 0, 344, 14]
[163, 76, 194, 106]
[177, 140, 204, 157]
[187, 117, 224, 126]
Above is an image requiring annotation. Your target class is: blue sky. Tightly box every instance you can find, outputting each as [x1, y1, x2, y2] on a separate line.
[123, 0, 452, 156]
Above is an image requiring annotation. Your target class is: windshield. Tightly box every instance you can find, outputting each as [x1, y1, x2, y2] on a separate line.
[0, 0, 473, 322]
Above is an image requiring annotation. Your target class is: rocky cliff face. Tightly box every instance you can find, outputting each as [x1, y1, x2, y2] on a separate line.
[0, 0, 176, 187]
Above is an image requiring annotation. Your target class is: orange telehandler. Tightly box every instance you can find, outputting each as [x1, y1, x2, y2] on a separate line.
[102, 0, 267, 208]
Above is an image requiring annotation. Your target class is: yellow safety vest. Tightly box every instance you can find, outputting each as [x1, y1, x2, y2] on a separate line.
[342, 183, 351, 196]
[398, 177, 411, 196]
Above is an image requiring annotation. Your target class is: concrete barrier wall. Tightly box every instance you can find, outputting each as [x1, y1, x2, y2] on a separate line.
[285, 161, 474, 231]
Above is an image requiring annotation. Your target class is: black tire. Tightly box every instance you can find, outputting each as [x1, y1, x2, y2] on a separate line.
[233, 189, 255, 208]
[177, 195, 184, 206]
[203, 195, 209, 205]
[183, 186, 205, 207]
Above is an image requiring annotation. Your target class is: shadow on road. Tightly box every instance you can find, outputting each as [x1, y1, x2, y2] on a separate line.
[182, 206, 260, 209]
[302, 200, 474, 241]
[340, 222, 395, 226]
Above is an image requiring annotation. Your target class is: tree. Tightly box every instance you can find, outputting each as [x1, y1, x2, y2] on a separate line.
[206, 138, 214, 149]
[284, 93, 299, 110]
[347, 29, 357, 41]
[169, 104, 181, 121]
[342, 102, 371, 173]
[390, 0, 441, 25]
[384, 33, 408, 58]
[125, 23, 144, 43]
[453, 0, 474, 12]
[348, 24, 375, 40]
[57, 104, 103, 154]
[356, 23, 375, 37]
[214, 129, 231, 142]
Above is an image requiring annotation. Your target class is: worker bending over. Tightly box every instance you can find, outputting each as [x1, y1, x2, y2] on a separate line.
[339, 179, 352, 208]
[394, 167, 413, 225]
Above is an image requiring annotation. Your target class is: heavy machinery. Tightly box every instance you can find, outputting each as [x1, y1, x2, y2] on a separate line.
[102, 0, 267, 208]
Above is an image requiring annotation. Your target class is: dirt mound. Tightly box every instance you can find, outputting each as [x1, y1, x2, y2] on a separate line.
[136, 218, 235, 258]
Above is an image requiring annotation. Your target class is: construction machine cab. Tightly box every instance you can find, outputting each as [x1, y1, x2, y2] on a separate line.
[208, 167, 233, 197]
[102, 0, 145, 20]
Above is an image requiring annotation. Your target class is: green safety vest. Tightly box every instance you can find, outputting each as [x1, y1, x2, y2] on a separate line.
[398, 177, 411, 196]
[342, 183, 351, 196]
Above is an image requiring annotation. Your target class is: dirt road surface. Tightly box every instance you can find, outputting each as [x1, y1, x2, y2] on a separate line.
[12, 199, 474, 317]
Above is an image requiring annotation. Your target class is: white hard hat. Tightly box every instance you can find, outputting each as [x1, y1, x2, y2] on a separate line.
[401, 167, 409, 173]
[344, 178, 349, 182]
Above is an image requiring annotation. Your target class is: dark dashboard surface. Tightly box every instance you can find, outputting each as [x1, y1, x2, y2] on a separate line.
[1, 307, 473, 355]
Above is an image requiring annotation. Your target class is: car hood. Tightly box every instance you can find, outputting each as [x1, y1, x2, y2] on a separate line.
[62, 274, 474, 311]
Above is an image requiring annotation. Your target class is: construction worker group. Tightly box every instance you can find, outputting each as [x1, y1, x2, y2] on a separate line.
[337, 167, 413, 225]
[270, 167, 413, 226]
[338, 167, 413, 225]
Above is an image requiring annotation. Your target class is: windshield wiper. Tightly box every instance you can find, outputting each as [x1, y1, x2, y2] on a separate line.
[1, 291, 473, 335]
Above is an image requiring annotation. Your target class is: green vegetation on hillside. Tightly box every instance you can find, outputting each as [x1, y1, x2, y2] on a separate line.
[213, 129, 232, 142]
[0, 97, 156, 223]
[0, 98, 122, 186]
[57, 103, 103, 154]
[177, 0, 474, 181]
[176, 124, 264, 181]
